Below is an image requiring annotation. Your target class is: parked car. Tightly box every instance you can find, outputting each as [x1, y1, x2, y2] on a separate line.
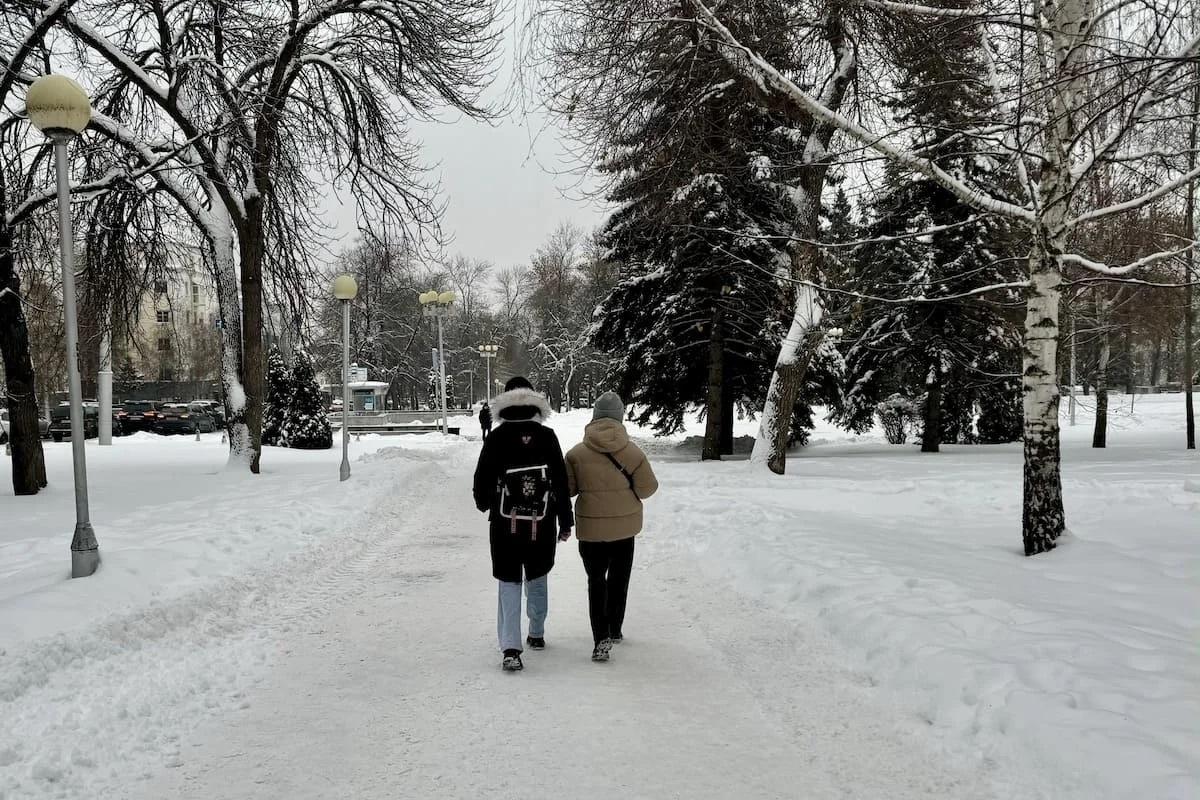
[152, 405, 204, 435]
[187, 402, 221, 432]
[0, 410, 51, 443]
[189, 400, 225, 425]
[49, 403, 100, 442]
[118, 401, 164, 432]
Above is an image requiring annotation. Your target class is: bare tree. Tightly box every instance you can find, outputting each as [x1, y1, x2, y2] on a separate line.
[57, 0, 500, 472]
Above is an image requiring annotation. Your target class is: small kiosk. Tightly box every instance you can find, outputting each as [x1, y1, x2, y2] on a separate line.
[348, 380, 390, 412]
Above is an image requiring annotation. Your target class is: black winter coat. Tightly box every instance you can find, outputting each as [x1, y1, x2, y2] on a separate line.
[472, 388, 573, 582]
[479, 405, 492, 428]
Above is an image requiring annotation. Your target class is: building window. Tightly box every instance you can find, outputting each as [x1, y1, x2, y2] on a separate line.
[156, 310, 170, 324]
[157, 337, 172, 352]
[154, 281, 168, 295]
[191, 284, 200, 306]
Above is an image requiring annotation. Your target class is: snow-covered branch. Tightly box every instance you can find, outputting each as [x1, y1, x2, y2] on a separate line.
[686, 0, 1035, 223]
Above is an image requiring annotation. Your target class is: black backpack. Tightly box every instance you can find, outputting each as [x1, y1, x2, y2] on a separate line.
[498, 464, 551, 540]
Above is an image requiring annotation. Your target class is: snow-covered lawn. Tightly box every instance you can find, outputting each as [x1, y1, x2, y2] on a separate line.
[629, 399, 1198, 800]
[1, 394, 1196, 799]
[538, 395, 1199, 799]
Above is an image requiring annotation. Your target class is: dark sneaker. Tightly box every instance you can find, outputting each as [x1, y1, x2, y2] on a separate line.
[502, 649, 524, 671]
[526, 636, 545, 650]
[591, 639, 613, 662]
[610, 634, 623, 644]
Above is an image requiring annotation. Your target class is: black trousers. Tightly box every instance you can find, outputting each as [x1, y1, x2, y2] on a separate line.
[578, 537, 635, 645]
[481, 425, 491, 441]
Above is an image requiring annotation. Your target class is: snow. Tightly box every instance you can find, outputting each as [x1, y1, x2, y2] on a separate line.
[0, 432, 447, 646]
[1, 395, 1196, 798]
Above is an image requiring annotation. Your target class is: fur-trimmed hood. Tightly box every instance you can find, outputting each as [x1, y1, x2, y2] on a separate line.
[491, 387, 553, 423]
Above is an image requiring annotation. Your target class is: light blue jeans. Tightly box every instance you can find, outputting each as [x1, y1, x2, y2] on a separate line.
[497, 575, 547, 652]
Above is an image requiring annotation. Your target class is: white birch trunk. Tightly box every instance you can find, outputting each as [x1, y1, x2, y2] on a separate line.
[1020, 245, 1065, 554]
[751, 281, 824, 471]
[1020, 0, 1090, 554]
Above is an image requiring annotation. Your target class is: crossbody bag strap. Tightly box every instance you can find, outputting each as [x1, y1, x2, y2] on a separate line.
[603, 452, 637, 492]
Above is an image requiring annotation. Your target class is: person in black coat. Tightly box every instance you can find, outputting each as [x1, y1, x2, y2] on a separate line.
[472, 376, 573, 671]
[478, 402, 492, 440]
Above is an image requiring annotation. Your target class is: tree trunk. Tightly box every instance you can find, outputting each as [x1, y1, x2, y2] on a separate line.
[752, 166, 832, 475]
[921, 366, 942, 453]
[0, 226, 48, 494]
[1021, 244, 1066, 556]
[1186, 68, 1197, 450]
[1122, 326, 1134, 395]
[1018, 0, 1089, 555]
[701, 304, 724, 461]
[751, 282, 824, 474]
[1187, 266, 1196, 450]
[720, 374, 735, 456]
[1150, 335, 1162, 386]
[1093, 296, 1110, 448]
[210, 223, 250, 467]
[1166, 328, 1178, 382]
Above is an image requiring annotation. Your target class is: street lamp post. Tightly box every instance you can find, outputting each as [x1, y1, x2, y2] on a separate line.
[419, 290, 457, 435]
[333, 274, 358, 481]
[27, 75, 98, 578]
[477, 344, 499, 404]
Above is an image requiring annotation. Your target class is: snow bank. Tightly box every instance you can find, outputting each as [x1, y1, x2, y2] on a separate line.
[0, 434, 428, 645]
[0, 433, 473, 798]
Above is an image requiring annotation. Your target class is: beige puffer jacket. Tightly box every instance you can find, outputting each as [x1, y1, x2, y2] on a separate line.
[565, 418, 659, 542]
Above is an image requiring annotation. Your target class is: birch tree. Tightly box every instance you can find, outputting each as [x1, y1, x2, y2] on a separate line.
[688, 0, 1200, 554]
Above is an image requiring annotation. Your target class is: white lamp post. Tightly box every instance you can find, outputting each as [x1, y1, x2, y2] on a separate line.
[333, 274, 358, 481]
[419, 290, 457, 435]
[477, 344, 500, 404]
[27, 74, 99, 578]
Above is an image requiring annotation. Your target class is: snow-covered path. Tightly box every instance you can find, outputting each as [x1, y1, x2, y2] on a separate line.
[127, 444, 994, 800]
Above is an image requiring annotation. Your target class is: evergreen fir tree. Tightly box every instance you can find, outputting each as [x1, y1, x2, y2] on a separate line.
[589, 0, 835, 456]
[262, 347, 292, 447]
[427, 368, 439, 411]
[425, 368, 457, 411]
[114, 355, 144, 397]
[832, 14, 1023, 450]
[281, 349, 332, 449]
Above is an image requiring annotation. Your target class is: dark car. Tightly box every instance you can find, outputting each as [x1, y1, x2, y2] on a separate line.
[152, 406, 202, 435]
[187, 402, 221, 432]
[118, 401, 164, 432]
[49, 404, 100, 442]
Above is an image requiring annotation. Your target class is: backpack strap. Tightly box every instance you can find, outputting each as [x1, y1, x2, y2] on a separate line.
[603, 452, 636, 492]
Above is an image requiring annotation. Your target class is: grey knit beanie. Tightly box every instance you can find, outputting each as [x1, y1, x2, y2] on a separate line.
[593, 391, 624, 422]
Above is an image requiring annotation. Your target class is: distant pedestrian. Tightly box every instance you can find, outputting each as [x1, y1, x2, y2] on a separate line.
[479, 402, 492, 441]
[565, 391, 658, 663]
[472, 377, 574, 672]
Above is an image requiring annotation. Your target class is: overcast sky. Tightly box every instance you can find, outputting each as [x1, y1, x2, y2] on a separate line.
[328, 16, 607, 270]
[406, 108, 606, 267]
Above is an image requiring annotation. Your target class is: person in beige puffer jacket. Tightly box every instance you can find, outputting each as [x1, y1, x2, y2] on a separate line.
[564, 391, 658, 662]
